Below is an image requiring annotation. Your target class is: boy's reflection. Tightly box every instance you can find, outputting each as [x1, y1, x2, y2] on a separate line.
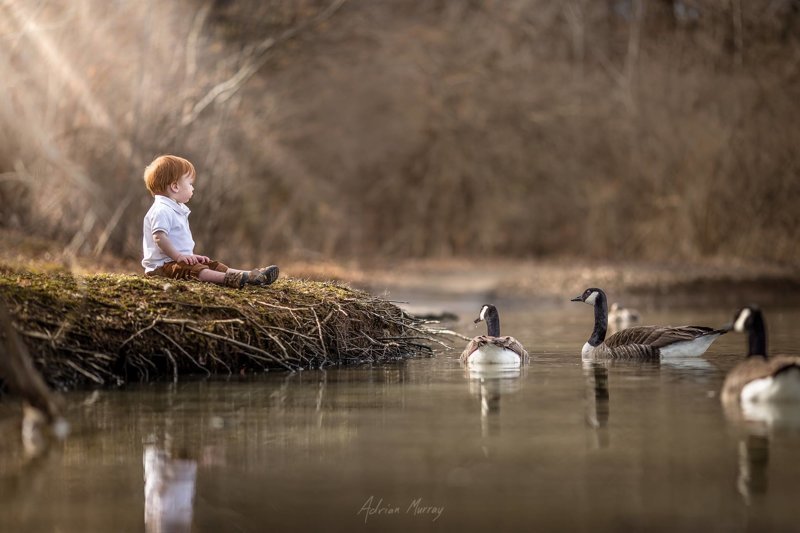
[144, 445, 197, 533]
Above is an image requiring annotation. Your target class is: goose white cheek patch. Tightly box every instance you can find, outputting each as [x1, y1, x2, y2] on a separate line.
[584, 292, 598, 306]
[734, 309, 751, 332]
[479, 306, 488, 321]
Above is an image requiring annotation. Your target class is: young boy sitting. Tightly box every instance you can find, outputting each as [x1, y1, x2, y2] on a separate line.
[142, 155, 279, 288]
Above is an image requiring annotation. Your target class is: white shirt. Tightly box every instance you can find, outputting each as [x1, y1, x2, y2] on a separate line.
[141, 195, 195, 273]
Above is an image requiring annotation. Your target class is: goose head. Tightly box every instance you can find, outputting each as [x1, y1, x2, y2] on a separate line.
[731, 306, 760, 333]
[728, 305, 767, 357]
[571, 288, 605, 306]
[473, 304, 502, 337]
[474, 304, 497, 325]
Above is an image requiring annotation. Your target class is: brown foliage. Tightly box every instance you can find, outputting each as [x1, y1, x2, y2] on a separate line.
[0, 0, 798, 266]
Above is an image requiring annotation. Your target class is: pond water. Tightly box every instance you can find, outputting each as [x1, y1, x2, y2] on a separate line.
[1, 300, 799, 532]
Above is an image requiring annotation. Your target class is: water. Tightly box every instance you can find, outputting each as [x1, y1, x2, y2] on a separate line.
[1, 303, 800, 532]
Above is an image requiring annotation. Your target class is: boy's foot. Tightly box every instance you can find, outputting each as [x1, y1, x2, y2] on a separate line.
[246, 265, 279, 286]
[223, 271, 248, 288]
[258, 265, 280, 285]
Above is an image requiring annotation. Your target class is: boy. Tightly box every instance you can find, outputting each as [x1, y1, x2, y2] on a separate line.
[142, 155, 279, 288]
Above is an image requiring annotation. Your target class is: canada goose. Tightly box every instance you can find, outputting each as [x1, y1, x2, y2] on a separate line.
[721, 306, 800, 405]
[460, 304, 529, 366]
[608, 302, 640, 333]
[571, 287, 727, 359]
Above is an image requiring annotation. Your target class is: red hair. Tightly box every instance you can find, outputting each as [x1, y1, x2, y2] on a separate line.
[143, 155, 196, 196]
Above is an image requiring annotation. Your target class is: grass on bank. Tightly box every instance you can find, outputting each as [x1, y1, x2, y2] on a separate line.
[0, 266, 443, 390]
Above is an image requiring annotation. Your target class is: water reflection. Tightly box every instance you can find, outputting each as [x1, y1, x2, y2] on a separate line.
[143, 445, 197, 533]
[583, 362, 610, 449]
[2, 307, 800, 532]
[659, 356, 715, 372]
[723, 397, 800, 506]
[465, 364, 524, 439]
[736, 434, 769, 505]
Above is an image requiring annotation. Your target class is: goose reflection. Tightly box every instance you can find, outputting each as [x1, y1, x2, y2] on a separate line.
[466, 364, 524, 438]
[736, 433, 769, 505]
[583, 361, 610, 449]
[143, 445, 198, 533]
[723, 399, 800, 505]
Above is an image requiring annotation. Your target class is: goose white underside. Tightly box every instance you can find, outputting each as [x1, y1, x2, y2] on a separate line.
[659, 334, 721, 358]
[467, 345, 522, 366]
[740, 401, 800, 429]
[741, 367, 800, 404]
[581, 342, 593, 359]
[467, 364, 522, 381]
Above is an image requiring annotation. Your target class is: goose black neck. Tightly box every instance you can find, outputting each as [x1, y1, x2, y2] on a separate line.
[485, 308, 501, 337]
[746, 310, 767, 357]
[589, 291, 608, 346]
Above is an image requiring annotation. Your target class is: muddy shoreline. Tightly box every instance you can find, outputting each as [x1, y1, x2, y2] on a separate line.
[289, 258, 800, 312]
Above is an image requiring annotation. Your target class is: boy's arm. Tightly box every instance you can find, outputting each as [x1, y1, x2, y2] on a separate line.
[152, 231, 209, 265]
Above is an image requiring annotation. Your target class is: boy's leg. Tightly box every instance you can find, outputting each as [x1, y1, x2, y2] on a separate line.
[149, 260, 244, 287]
[148, 262, 194, 280]
[201, 261, 252, 287]
[198, 269, 225, 284]
[149, 260, 269, 288]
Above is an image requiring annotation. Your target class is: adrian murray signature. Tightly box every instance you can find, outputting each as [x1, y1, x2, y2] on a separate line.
[357, 495, 445, 523]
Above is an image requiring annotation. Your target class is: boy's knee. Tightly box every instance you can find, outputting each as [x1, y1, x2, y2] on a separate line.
[207, 261, 229, 273]
[148, 261, 207, 280]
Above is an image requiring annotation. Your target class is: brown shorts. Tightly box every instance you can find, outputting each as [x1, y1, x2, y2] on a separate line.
[146, 260, 229, 281]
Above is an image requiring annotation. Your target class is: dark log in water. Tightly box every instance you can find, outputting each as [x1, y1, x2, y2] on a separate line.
[0, 301, 62, 420]
[0, 267, 439, 390]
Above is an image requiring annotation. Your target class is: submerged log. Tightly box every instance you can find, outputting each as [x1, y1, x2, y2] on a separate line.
[0, 266, 439, 390]
[0, 301, 63, 419]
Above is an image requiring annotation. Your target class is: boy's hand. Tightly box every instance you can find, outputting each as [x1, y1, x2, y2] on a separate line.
[176, 254, 210, 265]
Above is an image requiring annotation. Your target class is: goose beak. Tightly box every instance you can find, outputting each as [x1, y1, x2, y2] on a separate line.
[722, 322, 734, 332]
[473, 318, 482, 324]
[570, 295, 583, 302]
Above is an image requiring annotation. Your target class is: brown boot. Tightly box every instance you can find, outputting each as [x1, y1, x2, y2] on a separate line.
[223, 271, 248, 288]
[247, 265, 280, 286]
[255, 265, 281, 285]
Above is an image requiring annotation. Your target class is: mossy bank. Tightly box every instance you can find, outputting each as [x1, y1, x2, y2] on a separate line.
[0, 267, 439, 390]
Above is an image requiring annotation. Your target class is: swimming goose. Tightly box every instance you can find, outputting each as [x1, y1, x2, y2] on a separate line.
[571, 288, 727, 359]
[722, 306, 800, 405]
[460, 304, 529, 366]
[608, 302, 640, 333]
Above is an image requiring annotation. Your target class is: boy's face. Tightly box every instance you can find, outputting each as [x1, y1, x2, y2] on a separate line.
[169, 172, 194, 204]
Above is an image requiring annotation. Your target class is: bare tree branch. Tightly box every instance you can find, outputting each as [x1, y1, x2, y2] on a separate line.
[181, 0, 348, 127]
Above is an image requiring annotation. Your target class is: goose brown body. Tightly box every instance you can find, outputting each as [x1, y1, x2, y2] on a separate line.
[596, 325, 725, 360]
[460, 335, 530, 364]
[572, 288, 726, 360]
[721, 306, 800, 404]
[461, 305, 529, 365]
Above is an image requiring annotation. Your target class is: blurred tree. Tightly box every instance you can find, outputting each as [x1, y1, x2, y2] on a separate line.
[0, 0, 798, 264]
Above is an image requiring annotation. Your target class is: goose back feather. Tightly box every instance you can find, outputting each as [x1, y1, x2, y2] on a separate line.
[461, 305, 529, 365]
[572, 288, 726, 360]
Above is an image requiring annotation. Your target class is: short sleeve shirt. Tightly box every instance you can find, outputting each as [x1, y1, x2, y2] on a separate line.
[141, 195, 195, 273]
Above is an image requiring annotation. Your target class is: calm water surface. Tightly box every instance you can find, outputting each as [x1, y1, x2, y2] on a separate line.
[2, 302, 800, 532]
